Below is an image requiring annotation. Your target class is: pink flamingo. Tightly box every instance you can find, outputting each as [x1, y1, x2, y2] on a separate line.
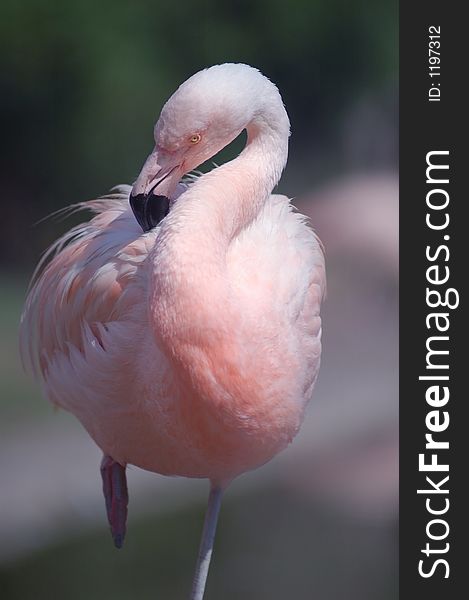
[20, 63, 325, 599]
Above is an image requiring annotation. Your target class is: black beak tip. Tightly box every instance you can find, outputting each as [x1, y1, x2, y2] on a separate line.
[129, 193, 170, 232]
[129, 193, 148, 231]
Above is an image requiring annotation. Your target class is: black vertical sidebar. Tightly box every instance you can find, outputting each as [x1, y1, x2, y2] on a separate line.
[400, 2, 464, 598]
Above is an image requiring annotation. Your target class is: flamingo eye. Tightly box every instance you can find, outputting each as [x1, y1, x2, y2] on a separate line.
[189, 134, 201, 145]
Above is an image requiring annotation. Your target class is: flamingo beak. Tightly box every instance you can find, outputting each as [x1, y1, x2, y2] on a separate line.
[130, 148, 183, 232]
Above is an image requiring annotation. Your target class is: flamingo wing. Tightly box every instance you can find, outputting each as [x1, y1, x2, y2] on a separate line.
[19, 186, 151, 392]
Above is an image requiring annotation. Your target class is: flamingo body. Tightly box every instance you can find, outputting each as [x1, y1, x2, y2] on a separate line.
[21, 187, 324, 484]
[20, 63, 325, 595]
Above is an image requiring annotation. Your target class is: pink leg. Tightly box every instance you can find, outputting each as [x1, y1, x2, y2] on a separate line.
[100, 455, 129, 549]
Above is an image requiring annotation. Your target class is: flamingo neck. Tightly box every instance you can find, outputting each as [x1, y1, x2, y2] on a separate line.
[149, 117, 288, 352]
[161, 119, 287, 256]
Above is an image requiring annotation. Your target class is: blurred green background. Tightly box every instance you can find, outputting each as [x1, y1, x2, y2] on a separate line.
[0, 1, 398, 598]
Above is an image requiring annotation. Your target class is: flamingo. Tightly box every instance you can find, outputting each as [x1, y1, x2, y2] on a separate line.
[20, 63, 326, 599]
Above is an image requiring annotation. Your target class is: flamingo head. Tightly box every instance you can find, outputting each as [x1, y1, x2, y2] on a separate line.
[130, 63, 287, 231]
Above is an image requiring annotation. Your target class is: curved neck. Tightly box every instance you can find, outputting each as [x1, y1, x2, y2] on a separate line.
[149, 118, 288, 353]
[159, 119, 288, 259]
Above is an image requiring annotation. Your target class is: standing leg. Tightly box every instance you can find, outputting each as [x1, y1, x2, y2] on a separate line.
[190, 484, 224, 600]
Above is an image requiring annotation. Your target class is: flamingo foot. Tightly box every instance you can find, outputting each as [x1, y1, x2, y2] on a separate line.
[100, 455, 129, 549]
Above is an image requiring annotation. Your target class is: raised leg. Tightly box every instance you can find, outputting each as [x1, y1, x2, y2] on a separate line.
[100, 455, 129, 549]
[190, 485, 224, 600]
